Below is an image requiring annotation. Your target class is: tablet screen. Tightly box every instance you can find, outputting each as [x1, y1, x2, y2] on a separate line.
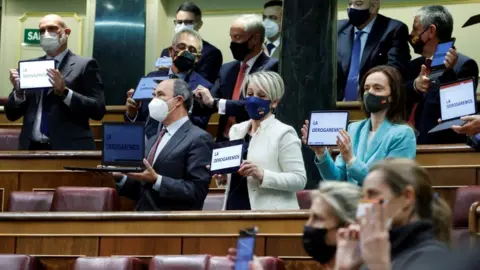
[440, 78, 476, 121]
[210, 139, 244, 175]
[18, 60, 55, 90]
[307, 111, 349, 146]
[103, 123, 145, 166]
[155, 57, 172, 69]
[431, 40, 454, 68]
[132, 76, 168, 100]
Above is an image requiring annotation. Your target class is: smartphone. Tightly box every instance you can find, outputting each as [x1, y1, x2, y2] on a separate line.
[431, 38, 456, 69]
[356, 199, 381, 219]
[234, 226, 258, 270]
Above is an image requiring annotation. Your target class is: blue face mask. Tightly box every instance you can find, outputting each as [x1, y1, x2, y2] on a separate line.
[245, 96, 271, 120]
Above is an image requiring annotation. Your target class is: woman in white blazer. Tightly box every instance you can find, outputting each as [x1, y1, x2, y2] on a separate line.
[214, 71, 307, 210]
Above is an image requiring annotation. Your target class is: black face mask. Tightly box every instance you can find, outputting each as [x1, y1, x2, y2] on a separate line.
[173, 50, 196, 73]
[364, 92, 390, 113]
[348, 7, 371, 27]
[230, 36, 253, 61]
[302, 226, 337, 264]
[409, 28, 430, 55]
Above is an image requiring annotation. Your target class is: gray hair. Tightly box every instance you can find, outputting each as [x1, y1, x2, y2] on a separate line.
[172, 79, 193, 112]
[242, 71, 284, 101]
[233, 14, 265, 41]
[416, 5, 453, 42]
[312, 182, 361, 224]
[172, 28, 203, 52]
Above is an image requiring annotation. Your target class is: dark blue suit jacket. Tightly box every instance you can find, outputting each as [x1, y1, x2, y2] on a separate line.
[405, 53, 478, 144]
[337, 14, 411, 100]
[161, 39, 223, 84]
[124, 69, 212, 138]
[195, 52, 278, 142]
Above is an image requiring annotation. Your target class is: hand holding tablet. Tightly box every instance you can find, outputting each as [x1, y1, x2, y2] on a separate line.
[18, 59, 55, 90]
[210, 139, 244, 175]
[132, 76, 168, 101]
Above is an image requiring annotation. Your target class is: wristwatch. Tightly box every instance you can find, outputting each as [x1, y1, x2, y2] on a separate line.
[212, 98, 219, 109]
[61, 89, 69, 100]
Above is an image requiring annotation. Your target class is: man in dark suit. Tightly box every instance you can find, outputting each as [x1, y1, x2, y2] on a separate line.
[5, 14, 105, 150]
[337, 0, 411, 101]
[405, 5, 479, 144]
[194, 14, 279, 142]
[125, 28, 212, 137]
[115, 79, 213, 211]
[263, 0, 283, 59]
[159, 2, 222, 84]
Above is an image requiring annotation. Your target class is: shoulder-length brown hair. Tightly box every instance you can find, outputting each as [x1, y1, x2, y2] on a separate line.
[358, 65, 406, 124]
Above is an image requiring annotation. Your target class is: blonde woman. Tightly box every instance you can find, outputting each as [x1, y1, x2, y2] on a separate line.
[214, 71, 306, 210]
[227, 181, 362, 269]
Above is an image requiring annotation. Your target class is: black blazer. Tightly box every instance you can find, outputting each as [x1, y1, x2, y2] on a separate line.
[117, 120, 213, 211]
[196, 52, 278, 142]
[337, 14, 411, 100]
[161, 39, 223, 84]
[405, 53, 478, 144]
[5, 50, 106, 150]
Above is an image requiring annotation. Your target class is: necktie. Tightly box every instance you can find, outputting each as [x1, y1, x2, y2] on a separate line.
[146, 128, 167, 165]
[40, 60, 59, 137]
[224, 63, 249, 138]
[344, 31, 365, 101]
[408, 59, 433, 127]
[266, 43, 276, 56]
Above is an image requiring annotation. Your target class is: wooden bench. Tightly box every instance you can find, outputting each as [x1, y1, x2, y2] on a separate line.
[0, 144, 477, 210]
[0, 211, 320, 270]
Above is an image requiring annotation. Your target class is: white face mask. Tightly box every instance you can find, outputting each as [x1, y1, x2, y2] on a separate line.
[40, 31, 67, 55]
[174, 23, 195, 33]
[148, 97, 178, 123]
[263, 19, 280, 39]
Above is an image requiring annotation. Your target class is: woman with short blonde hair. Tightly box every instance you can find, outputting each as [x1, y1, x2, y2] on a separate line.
[214, 71, 307, 210]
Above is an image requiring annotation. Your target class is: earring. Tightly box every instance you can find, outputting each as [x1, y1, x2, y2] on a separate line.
[271, 107, 276, 114]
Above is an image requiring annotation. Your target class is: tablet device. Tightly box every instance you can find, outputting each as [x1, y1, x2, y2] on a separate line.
[210, 139, 244, 175]
[132, 76, 168, 101]
[18, 59, 55, 90]
[234, 227, 258, 270]
[155, 57, 172, 69]
[307, 111, 349, 146]
[428, 78, 477, 133]
[431, 38, 455, 71]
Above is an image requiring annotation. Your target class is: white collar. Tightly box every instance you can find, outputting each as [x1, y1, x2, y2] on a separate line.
[266, 36, 281, 48]
[163, 116, 189, 135]
[46, 49, 69, 65]
[244, 51, 263, 69]
[354, 15, 377, 34]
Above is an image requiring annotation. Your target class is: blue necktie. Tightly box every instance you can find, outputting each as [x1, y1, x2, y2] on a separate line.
[344, 31, 365, 101]
[40, 60, 59, 137]
[266, 43, 276, 55]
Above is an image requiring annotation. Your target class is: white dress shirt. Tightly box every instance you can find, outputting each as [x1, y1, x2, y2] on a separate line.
[14, 49, 74, 142]
[354, 16, 377, 63]
[265, 37, 281, 56]
[117, 116, 189, 191]
[218, 51, 264, 115]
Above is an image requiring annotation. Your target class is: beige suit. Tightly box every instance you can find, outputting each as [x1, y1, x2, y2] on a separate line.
[217, 115, 307, 210]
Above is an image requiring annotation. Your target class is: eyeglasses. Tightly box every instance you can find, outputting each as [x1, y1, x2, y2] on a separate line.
[173, 20, 195, 26]
[174, 43, 201, 55]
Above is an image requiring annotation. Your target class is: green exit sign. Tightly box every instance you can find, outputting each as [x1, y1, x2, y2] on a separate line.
[23, 29, 40, 45]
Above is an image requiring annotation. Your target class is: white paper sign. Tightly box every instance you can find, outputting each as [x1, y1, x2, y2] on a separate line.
[440, 79, 476, 121]
[308, 112, 349, 146]
[19, 60, 55, 89]
[210, 144, 243, 173]
[155, 57, 172, 69]
[356, 202, 374, 218]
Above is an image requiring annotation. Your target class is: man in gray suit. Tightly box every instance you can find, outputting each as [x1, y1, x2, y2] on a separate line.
[114, 79, 213, 211]
[6, 14, 105, 150]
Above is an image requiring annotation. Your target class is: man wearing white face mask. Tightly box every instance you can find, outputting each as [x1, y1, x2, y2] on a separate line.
[114, 79, 213, 211]
[159, 2, 222, 84]
[262, 0, 283, 59]
[5, 14, 105, 150]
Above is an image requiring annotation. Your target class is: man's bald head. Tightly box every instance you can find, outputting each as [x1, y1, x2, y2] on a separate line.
[39, 14, 68, 30]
